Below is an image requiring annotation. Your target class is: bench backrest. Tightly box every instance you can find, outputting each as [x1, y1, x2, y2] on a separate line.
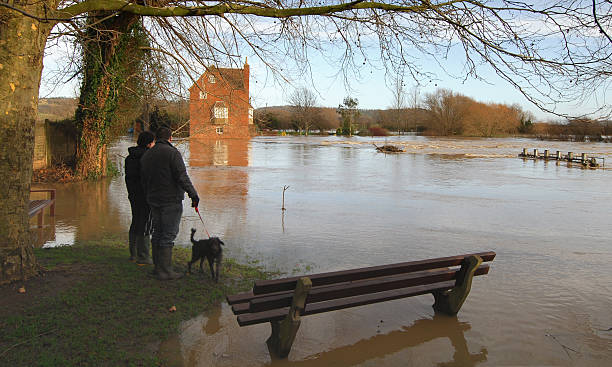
[252, 251, 495, 295]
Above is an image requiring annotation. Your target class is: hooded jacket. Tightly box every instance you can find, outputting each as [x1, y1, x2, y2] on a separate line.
[125, 145, 148, 203]
[140, 139, 198, 206]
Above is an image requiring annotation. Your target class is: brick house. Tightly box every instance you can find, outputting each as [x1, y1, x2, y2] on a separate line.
[188, 60, 254, 138]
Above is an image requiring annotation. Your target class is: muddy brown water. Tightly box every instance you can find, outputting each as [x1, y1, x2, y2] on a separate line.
[31, 136, 612, 366]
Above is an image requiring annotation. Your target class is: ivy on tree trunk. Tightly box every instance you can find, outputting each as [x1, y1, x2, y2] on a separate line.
[74, 12, 140, 179]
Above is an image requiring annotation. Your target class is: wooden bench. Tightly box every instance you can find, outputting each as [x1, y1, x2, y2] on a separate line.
[29, 189, 56, 227]
[226, 251, 495, 358]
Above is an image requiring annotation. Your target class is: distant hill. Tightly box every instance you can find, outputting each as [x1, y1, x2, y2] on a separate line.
[37, 98, 78, 122]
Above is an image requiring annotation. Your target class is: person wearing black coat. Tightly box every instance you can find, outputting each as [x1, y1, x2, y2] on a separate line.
[141, 127, 199, 280]
[125, 131, 155, 264]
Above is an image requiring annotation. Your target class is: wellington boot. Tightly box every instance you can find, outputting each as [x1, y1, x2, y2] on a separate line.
[136, 235, 153, 265]
[156, 246, 183, 281]
[149, 244, 160, 276]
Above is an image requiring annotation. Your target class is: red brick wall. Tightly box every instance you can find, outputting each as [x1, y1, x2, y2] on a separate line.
[189, 64, 252, 139]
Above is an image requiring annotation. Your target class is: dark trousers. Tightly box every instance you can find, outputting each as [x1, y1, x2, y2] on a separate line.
[129, 199, 151, 241]
[150, 202, 183, 248]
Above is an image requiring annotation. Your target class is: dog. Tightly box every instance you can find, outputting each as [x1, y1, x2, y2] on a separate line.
[188, 228, 224, 282]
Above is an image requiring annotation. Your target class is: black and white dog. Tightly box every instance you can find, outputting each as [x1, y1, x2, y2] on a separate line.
[188, 228, 224, 282]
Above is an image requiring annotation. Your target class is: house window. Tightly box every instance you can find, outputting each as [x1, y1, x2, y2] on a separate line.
[209, 75, 216, 84]
[216, 126, 223, 135]
[214, 105, 228, 119]
[199, 90, 206, 99]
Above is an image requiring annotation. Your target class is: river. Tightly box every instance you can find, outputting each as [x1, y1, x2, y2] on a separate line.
[31, 135, 612, 366]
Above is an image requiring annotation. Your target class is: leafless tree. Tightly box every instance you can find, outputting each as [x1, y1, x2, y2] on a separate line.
[288, 87, 318, 135]
[425, 89, 469, 135]
[389, 74, 406, 134]
[408, 85, 421, 132]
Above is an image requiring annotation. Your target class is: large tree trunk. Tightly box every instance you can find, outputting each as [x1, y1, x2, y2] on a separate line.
[0, 2, 54, 285]
[75, 13, 138, 179]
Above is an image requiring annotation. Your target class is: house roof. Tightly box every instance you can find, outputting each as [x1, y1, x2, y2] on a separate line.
[204, 67, 246, 90]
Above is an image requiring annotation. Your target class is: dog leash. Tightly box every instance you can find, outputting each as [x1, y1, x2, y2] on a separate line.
[195, 207, 211, 238]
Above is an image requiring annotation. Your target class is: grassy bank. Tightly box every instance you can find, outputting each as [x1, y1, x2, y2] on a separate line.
[0, 238, 275, 366]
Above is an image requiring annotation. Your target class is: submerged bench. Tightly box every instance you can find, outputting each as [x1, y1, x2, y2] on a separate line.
[29, 189, 56, 227]
[226, 251, 495, 358]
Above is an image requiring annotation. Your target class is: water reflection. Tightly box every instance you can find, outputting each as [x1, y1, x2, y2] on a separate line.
[30, 179, 126, 247]
[189, 138, 249, 167]
[272, 315, 486, 367]
[186, 139, 250, 246]
[159, 305, 487, 367]
[30, 216, 56, 247]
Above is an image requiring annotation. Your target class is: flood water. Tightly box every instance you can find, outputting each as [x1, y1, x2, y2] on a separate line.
[31, 135, 612, 366]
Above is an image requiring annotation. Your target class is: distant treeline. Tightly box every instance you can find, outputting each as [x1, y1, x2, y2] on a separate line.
[255, 89, 611, 142]
[40, 96, 611, 142]
[532, 120, 612, 142]
[39, 98, 190, 138]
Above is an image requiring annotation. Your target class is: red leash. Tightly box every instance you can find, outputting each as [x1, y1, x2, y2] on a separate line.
[195, 207, 211, 238]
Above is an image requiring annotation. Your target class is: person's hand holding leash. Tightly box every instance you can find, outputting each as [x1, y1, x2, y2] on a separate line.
[191, 195, 200, 208]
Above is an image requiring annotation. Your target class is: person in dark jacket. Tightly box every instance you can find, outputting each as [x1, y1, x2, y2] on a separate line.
[125, 131, 155, 264]
[141, 127, 199, 280]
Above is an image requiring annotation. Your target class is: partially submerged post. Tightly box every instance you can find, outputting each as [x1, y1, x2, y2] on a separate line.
[282, 185, 289, 211]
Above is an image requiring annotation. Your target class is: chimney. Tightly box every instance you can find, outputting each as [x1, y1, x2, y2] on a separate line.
[243, 58, 250, 96]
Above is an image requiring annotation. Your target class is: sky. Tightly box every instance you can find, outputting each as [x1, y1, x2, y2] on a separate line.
[39, 14, 610, 123]
[41, 46, 608, 122]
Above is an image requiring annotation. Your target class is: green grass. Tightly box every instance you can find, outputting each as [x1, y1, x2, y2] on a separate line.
[0, 238, 276, 366]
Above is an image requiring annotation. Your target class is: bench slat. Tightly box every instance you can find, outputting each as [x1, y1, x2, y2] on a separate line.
[227, 291, 254, 305]
[232, 302, 250, 314]
[237, 280, 456, 326]
[253, 251, 495, 295]
[229, 268, 446, 308]
[28, 200, 53, 217]
[247, 265, 489, 314]
[227, 288, 291, 305]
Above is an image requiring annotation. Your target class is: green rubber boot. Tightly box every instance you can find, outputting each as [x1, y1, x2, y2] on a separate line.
[149, 244, 160, 276]
[156, 246, 183, 281]
[136, 235, 153, 265]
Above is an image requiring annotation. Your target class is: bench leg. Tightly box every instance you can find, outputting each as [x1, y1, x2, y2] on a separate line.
[432, 255, 482, 316]
[37, 210, 43, 228]
[266, 277, 312, 358]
